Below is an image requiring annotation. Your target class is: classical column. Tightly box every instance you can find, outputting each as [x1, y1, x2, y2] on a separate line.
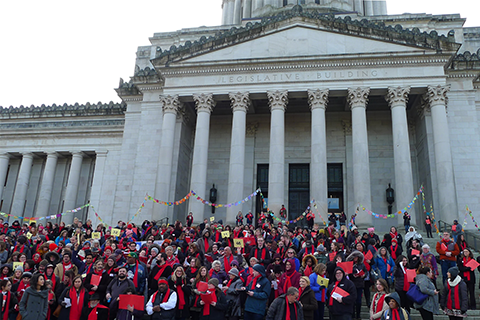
[62, 152, 84, 225]
[233, 0, 242, 24]
[363, 0, 374, 15]
[0, 153, 10, 203]
[267, 90, 288, 216]
[155, 95, 181, 219]
[35, 152, 58, 217]
[425, 85, 458, 221]
[243, 0, 252, 18]
[89, 150, 108, 226]
[11, 153, 34, 217]
[353, 0, 364, 15]
[226, 92, 250, 224]
[188, 94, 216, 219]
[348, 87, 372, 227]
[308, 89, 329, 225]
[386, 87, 415, 225]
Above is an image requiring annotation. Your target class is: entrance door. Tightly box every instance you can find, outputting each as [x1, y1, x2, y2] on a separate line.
[256, 164, 269, 226]
[288, 164, 310, 226]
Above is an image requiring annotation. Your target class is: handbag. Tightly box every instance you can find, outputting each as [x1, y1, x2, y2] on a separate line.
[16, 293, 30, 320]
[406, 284, 429, 304]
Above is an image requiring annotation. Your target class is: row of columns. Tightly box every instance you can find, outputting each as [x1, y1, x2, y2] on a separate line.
[157, 85, 456, 226]
[0, 152, 85, 224]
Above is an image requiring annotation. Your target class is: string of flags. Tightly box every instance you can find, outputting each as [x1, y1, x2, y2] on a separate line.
[0, 204, 91, 222]
[190, 189, 261, 208]
[356, 185, 424, 219]
[465, 205, 480, 232]
[258, 190, 310, 224]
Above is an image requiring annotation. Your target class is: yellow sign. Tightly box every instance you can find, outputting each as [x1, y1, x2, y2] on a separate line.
[233, 238, 244, 248]
[210, 216, 215, 222]
[13, 262, 23, 270]
[26, 232, 32, 239]
[221, 231, 230, 238]
[92, 232, 101, 239]
[111, 229, 121, 237]
[317, 276, 329, 287]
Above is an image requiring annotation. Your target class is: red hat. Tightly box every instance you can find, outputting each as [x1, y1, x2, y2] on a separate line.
[104, 246, 113, 253]
[49, 243, 58, 251]
[127, 224, 133, 229]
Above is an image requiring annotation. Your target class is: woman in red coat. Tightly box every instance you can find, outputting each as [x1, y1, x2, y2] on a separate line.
[278, 259, 300, 295]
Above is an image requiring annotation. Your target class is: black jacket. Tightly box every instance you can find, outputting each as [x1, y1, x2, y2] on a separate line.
[200, 288, 228, 320]
[326, 267, 357, 316]
[266, 294, 304, 320]
[299, 286, 317, 320]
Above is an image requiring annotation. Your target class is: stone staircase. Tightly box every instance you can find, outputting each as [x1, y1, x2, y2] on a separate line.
[323, 230, 480, 320]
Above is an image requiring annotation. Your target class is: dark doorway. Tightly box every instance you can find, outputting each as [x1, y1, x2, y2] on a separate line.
[327, 164, 344, 213]
[288, 164, 310, 226]
[256, 164, 269, 226]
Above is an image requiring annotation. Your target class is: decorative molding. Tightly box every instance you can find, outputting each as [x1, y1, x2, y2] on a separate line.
[229, 92, 250, 112]
[385, 86, 411, 108]
[267, 90, 288, 111]
[307, 89, 329, 110]
[425, 85, 450, 107]
[246, 122, 259, 136]
[0, 119, 125, 130]
[193, 93, 216, 113]
[341, 120, 352, 135]
[160, 95, 181, 115]
[347, 87, 370, 109]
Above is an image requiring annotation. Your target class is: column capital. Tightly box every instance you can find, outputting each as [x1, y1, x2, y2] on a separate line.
[425, 85, 450, 107]
[386, 86, 411, 108]
[46, 152, 59, 158]
[347, 87, 370, 109]
[95, 150, 108, 157]
[0, 153, 11, 160]
[160, 95, 182, 114]
[193, 93, 216, 114]
[267, 90, 288, 112]
[21, 152, 34, 159]
[70, 151, 84, 158]
[307, 89, 329, 110]
[229, 92, 250, 112]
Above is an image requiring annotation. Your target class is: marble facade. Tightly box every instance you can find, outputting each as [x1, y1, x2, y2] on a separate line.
[1, 3, 480, 231]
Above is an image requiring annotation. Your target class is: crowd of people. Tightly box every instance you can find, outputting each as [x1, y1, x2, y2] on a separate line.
[0, 212, 478, 320]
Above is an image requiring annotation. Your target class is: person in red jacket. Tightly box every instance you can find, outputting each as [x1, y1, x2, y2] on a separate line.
[436, 232, 460, 284]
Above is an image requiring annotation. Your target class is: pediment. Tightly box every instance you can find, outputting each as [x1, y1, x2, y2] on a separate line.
[177, 25, 432, 65]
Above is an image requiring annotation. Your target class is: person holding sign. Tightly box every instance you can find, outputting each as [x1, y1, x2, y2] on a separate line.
[116, 287, 145, 320]
[79, 293, 109, 320]
[327, 267, 357, 320]
[373, 247, 394, 286]
[393, 255, 412, 313]
[199, 278, 228, 320]
[456, 248, 477, 310]
[310, 263, 328, 320]
[435, 232, 460, 284]
[243, 264, 271, 320]
[347, 251, 367, 320]
[167, 266, 191, 320]
[146, 278, 177, 319]
[84, 260, 109, 302]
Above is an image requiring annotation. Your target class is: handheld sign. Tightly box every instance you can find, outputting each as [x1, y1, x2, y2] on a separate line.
[465, 258, 480, 271]
[329, 252, 336, 261]
[210, 216, 215, 222]
[233, 238, 244, 248]
[91, 274, 101, 286]
[119, 294, 145, 310]
[92, 232, 101, 239]
[411, 249, 420, 256]
[317, 276, 329, 287]
[333, 286, 350, 297]
[364, 250, 373, 261]
[111, 229, 121, 237]
[337, 261, 354, 274]
[13, 262, 23, 270]
[26, 232, 32, 240]
[221, 231, 230, 238]
[406, 269, 417, 282]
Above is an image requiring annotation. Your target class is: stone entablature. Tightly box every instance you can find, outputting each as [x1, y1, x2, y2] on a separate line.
[449, 49, 480, 70]
[152, 6, 458, 67]
[0, 102, 126, 119]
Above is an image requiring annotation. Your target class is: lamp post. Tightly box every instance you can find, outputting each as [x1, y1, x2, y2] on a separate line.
[386, 183, 394, 215]
[209, 184, 217, 214]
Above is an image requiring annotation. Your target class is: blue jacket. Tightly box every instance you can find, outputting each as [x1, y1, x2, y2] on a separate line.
[125, 262, 147, 294]
[245, 273, 271, 315]
[309, 273, 327, 302]
[374, 255, 394, 281]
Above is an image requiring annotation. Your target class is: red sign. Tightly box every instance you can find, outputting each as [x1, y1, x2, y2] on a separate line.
[337, 261, 353, 274]
[119, 294, 145, 310]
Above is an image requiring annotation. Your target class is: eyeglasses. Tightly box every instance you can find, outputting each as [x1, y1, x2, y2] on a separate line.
[288, 252, 294, 254]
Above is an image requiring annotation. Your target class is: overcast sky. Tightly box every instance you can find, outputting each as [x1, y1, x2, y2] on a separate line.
[1, 0, 479, 108]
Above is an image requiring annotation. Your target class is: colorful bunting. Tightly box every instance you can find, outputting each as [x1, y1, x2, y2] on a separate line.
[465, 205, 480, 232]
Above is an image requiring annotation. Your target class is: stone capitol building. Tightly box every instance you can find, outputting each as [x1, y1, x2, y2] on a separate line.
[1, 0, 480, 230]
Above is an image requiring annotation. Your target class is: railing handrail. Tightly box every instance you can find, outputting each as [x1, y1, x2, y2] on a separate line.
[438, 220, 480, 252]
[156, 217, 169, 226]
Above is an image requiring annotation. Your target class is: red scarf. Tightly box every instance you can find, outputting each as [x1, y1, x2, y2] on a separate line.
[233, 230, 241, 238]
[204, 238, 210, 252]
[304, 266, 312, 277]
[402, 267, 410, 291]
[62, 262, 73, 281]
[329, 281, 339, 306]
[2, 292, 11, 320]
[87, 303, 109, 320]
[447, 282, 461, 310]
[214, 233, 221, 243]
[463, 257, 472, 281]
[255, 247, 266, 261]
[460, 242, 467, 251]
[175, 279, 186, 310]
[154, 263, 168, 281]
[152, 288, 172, 308]
[285, 296, 297, 320]
[373, 293, 385, 313]
[13, 245, 25, 253]
[298, 287, 303, 300]
[70, 288, 85, 320]
[250, 274, 261, 289]
[17, 281, 29, 301]
[283, 272, 295, 293]
[46, 273, 56, 291]
[223, 255, 233, 273]
[128, 262, 140, 287]
[304, 247, 313, 257]
[390, 232, 398, 242]
[391, 308, 401, 320]
[85, 263, 94, 275]
[383, 257, 391, 273]
[390, 246, 397, 261]
[202, 290, 217, 316]
[227, 278, 233, 287]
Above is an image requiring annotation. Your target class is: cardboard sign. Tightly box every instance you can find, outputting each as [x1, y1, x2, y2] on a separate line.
[337, 261, 354, 274]
[406, 269, 417, 283]
[244, 236, 256, 245]
[364, 251, 373, 261]
[221, 231, 230, 238]
[111, 229, 121, 237]
[201, 291, 217, 305]
[26, 232, 32, 240]
[233, 238, 244, 248]
[91, 274, 101, 286]
[465, 258, 480, 271]
[316, 276, 329, 287]
[197, 281, 209, 293]
[333, 286, 350, 297]
[92, 232, 101, 239]
[411, 249, 420, 256]
[13, 262, 23, 270]
[441, 243, 448, 251]
[119, 294, 145, 310]
[210, 216, 215, 222]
